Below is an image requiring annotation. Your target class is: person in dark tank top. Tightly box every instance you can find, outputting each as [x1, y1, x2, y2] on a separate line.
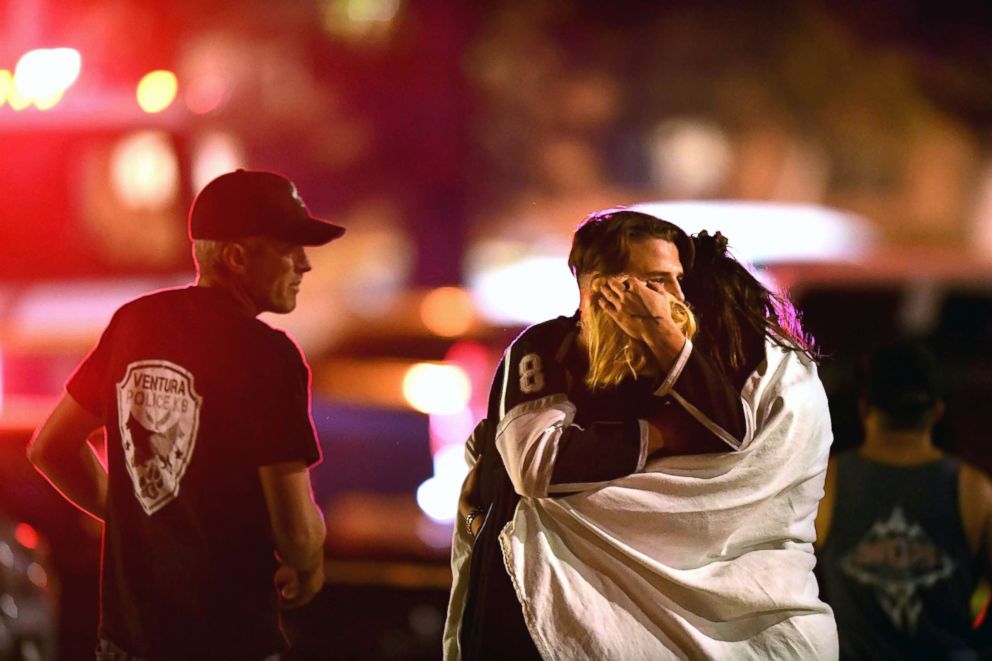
[815, 339, 992, 660]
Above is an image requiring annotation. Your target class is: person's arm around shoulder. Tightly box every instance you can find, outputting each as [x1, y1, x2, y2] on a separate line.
[814, 455, 838, 550]
[959, 461, 992, 581]
[259, 461, 326, 609]
[27, 393, 107, 522]
[601, 277, 749, 454]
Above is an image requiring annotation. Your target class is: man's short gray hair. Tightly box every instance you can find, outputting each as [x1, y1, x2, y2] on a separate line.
[192, 239, 228, 277]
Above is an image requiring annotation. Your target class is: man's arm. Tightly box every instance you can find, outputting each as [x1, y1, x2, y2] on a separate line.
[456, 419, 491, 537]
[647, 341, 750, 452]
[494, 301, 751, 498]
[27, 393, 107, 522]
[814, 456, 838, 550]
[258, 461, 326, 608]
[959, 462, 992, 581]
[605, 277, 749, 449]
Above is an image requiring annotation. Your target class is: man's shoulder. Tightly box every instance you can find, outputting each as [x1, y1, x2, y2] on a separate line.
[252, 320, 303, 356]
[117, 287, 301, 355]
[959, 459, 992, 490]
[97, 287, 191, 335]
[508, 315, 578, 355]
[115, 285, 190, 314]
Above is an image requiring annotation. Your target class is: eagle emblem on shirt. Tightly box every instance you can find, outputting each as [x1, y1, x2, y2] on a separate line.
[116, 360, 202, 514]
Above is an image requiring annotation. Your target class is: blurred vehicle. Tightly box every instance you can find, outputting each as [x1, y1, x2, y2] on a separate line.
[0, 517, 56, 661]
[0, 52, 204, 660]
[772, 247, 992, 468]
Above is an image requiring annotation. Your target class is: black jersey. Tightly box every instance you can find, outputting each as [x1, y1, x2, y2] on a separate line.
[67, 285, 320, 659]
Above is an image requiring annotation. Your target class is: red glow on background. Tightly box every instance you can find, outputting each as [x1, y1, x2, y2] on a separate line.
[445, 340, 493, 415]
[14, 522, 39, 550]
[184, 74, 227, 114]
[420, 287, 475, 337]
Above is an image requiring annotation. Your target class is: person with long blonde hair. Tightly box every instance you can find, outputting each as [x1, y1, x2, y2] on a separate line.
[583, 273, 697, 390]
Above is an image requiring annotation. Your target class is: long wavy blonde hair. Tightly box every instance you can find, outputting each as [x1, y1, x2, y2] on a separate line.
[584, 274, 697, 390]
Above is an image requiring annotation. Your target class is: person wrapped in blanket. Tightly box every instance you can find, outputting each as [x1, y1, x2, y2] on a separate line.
[444, 209, 838, 661]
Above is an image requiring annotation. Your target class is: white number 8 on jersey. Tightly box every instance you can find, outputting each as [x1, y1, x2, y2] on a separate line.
[519, 353, 545, 394]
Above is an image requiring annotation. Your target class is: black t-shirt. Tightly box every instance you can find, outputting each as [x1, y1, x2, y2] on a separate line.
[67, 285, 321, 660]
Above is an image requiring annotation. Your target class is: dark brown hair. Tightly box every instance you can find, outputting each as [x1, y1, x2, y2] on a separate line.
[568, 209, 693, 280]
[682, 231, 817, 379]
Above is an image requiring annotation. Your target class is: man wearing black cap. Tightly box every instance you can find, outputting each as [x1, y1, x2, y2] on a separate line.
[27, 170, 345, 660]
[816, 340, 992, 658]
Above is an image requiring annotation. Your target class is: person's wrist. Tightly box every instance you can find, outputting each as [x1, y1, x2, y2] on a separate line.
[644, 329, 684, 372]
[465, 508, 485, 537]
[298, 550, 324, 575]
[646, 420, 665, 454]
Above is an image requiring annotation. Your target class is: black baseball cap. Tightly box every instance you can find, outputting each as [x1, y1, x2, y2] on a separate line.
[189, 169, 345, 245]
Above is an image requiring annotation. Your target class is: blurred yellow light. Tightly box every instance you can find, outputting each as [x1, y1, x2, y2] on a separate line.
[402, 363, 470, 415]
[0, 69, 12, 107]
[323, 0, 401, 40]
[420, 286, 475, 337]
[1, 70, 31, 110]
[110, 130, 180, 210]
[346, 0, 400, 22]
[14, 48, 81, 102]
[136, 70, 178, 114]
[32, 91, 63, 110]
[191, 131, 246, 193]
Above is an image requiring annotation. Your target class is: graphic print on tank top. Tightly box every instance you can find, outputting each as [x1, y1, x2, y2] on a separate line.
[116, 360, 202, 514]
[841, 506, 956, 634]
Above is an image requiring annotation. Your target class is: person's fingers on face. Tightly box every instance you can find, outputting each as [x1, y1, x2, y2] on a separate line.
[644, 280, 663, 293]
[604, 276, 628, 297]
[627, 278, 653, 296]
[598, 292, 618, 313]
[636, 280, 674, 310]
[643, 277, 683, 302]
[598, 297, 623, 323]
[599, 285, 624, 311]
[589, 278, 610, 305]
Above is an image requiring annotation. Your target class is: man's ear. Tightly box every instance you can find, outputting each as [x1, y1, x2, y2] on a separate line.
[221, 242, 249, 275]
[577, 273, 594, 315]
[931, 400, 946, 424]
[857, 397, 870, 423]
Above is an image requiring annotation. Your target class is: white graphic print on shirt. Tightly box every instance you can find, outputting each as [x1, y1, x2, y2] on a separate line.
[840, 506, 957, 634]
[116, 360, 202, 514]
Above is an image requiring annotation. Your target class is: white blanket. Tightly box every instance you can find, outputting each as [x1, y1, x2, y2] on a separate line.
[445, 343, 838, 660]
